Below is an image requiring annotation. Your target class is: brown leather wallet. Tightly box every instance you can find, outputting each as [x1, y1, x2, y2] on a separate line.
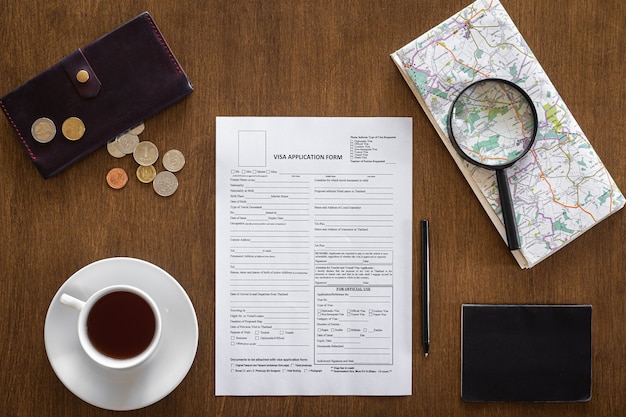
[0, 12, 193, 178]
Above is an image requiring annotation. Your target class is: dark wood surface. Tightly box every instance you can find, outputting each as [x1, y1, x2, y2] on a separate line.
[0, 0, 624, 416]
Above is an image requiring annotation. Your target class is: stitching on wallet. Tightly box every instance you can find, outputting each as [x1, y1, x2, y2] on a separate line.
[0, 100, 37, 161]
[144, 14, 184, 76]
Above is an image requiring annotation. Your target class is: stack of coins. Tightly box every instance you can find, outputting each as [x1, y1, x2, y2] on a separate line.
[105, 122, 185, 197]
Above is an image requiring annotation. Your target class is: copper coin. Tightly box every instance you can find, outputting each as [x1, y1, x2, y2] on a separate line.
[106, 168, 128, 189]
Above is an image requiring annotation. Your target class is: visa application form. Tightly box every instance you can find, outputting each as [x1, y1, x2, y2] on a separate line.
[215, 117, 412, 395]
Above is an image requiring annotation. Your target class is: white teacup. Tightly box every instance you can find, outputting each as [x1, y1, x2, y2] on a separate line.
[60, 285, 162, 369]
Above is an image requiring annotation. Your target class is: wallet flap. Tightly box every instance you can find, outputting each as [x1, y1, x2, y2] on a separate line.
[61, 49, 102, 98]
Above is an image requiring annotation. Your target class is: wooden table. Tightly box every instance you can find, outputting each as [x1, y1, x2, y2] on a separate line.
[0, 1, 624, 415]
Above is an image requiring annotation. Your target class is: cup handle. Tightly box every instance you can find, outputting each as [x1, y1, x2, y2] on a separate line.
[60, 293, 86, 311]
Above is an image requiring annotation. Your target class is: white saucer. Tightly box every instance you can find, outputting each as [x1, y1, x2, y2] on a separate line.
[44, 257, 198, 411]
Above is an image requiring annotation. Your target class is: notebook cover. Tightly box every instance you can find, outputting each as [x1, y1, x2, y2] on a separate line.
[0, 12, 193, 178]
[461, 304, 592, 402]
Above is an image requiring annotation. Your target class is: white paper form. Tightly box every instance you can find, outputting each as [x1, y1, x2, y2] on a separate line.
[215, 117, 412, 395]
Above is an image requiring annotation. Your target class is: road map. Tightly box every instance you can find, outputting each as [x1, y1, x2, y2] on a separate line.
[448, 79, 536, 167]
[392, 0, 624, 267]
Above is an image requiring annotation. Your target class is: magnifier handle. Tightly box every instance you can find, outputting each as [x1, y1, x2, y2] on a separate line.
[496, 169, 520, 250]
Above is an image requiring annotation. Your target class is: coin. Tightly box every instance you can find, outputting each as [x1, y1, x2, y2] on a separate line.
[61, 117, 85, 141]
[106, 140, 125, 158]
[133, 141, 159, 166]
[128, 123, 145, 135]
[114, 132, 139, 154]
[106, 167, 128, 189]
[153, 171, 178, 197]
[136, 165, 157, 183]
[31, 117, 56, 143]
[162, 149, 186, 172]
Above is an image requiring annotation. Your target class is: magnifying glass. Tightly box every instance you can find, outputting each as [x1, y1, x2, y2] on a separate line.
[447, 78, 537, 250]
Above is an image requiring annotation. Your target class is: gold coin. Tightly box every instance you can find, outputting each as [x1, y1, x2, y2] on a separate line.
[136, 165, 157, 183]
[31, 117, 56, 143]
[62, 117, 85, 141]
[106, 167, 128, 189]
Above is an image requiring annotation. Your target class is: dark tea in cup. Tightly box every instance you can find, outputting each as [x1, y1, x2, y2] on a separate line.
[86, 291, 156, 359]
[60, 284, 162, 369]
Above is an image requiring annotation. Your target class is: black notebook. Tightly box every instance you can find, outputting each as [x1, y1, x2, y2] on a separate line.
[461, 304, 592, 402]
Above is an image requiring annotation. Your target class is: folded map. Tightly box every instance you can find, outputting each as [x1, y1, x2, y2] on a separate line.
[391, 0, 624, 268]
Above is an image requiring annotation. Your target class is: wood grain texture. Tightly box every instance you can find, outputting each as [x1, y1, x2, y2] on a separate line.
[0, 0, 624, 415]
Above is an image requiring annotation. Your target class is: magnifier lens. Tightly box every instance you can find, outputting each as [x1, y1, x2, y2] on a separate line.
[449, 79, 536, 168]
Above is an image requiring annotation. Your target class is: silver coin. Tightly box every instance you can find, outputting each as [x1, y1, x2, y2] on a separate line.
[106, 140, 125, 158]
[115, 132, 140, 154]
[133, 141, 159, 166]
[31, 117, 56, 143]
[153, 171, 178, 197]
[162, 149, 186, 172]
[128, 122, 145, 135]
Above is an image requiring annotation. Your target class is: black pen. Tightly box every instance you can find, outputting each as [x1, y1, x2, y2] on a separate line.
[421, 220, 430, 357]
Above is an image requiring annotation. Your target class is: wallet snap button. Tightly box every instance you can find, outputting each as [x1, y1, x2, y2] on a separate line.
[76, 70, 90, 83]
[61, 49, 101, 98]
